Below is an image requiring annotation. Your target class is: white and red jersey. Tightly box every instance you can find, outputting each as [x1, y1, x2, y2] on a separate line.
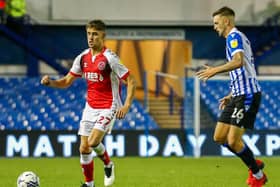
[70, 47, 129, 109]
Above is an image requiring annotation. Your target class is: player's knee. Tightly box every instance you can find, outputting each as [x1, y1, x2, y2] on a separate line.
[79, 144, 91, 154]
[88, 136, 100, 148]
[213, 134, 226, 144]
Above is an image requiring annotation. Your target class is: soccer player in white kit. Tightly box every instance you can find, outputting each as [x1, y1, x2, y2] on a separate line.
[41, 20, 136, 187]
[196, 7, 267, 187]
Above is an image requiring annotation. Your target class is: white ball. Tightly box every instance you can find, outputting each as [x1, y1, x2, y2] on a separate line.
[17, 171, 40, 187]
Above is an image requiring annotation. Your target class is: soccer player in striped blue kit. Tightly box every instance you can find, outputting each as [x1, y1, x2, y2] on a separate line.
[197, 6, 267, 187]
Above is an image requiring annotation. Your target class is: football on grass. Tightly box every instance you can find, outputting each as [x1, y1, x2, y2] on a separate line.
[17, 171, 40, 187]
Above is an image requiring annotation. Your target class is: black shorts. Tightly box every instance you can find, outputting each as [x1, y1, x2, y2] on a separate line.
[218, 92, 261, 129]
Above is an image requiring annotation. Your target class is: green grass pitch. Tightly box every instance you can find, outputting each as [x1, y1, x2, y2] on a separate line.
[0, 157, 279, 187]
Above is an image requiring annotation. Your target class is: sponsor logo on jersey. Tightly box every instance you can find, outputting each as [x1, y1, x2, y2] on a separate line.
[98, 61, 106, 70]
[230, 39, 238, 48]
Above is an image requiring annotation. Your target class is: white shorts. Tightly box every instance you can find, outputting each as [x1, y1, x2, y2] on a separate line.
[78, 103, 116, 136]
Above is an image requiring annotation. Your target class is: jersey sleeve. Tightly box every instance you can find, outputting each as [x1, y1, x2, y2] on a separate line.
[69, 54, 83, 77]
[105, 50, 130, 80]
[226, 32, 244, 56]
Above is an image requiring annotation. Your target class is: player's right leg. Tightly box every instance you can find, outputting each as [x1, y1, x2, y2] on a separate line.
[78, 103, 98, 187]
[80, 136, 94, 187]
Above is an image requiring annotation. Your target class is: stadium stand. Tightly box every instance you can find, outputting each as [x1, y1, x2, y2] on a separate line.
[0, 9, 280, 131]
[0, 77, 158, 131]
[1, 25, 280, 66]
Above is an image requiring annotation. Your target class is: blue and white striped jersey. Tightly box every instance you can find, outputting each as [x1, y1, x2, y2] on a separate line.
[226, 27, 261, 97]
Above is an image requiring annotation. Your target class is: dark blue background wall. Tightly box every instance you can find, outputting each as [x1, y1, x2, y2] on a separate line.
[0, 25, 279, 66]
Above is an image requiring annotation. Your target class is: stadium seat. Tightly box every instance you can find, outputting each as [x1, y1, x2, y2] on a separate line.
[0, 77, 159, 131]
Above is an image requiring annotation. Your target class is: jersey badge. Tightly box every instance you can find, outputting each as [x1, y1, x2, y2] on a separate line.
[98, 61, 106, 70]
[230, 39, 238, 48]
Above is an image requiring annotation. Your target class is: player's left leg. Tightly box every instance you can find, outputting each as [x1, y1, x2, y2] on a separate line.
[88, 129, 112, 167]
[88, 129, 115, 187]
[93, 141, 115, 187]
[227, 126, 266, 186]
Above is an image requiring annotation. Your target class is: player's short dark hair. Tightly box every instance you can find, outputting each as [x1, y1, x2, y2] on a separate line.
[212, 6, 235, 17]
[86, 20, 106, 31]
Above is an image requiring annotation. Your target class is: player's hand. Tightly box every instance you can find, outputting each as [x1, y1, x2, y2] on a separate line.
[219, 95, 231, 110]
[115, 106, 129, 119]
[196, 65, 216, 81]
[41, 75, 51, 86]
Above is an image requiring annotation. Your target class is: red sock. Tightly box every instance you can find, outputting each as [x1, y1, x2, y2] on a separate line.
[98, 150, 111, 165]
[81, 160, 94, 182]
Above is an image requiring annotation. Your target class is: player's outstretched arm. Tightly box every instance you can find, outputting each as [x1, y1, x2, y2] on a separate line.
[40, 73, 77, 88]
[116, 74, 136, 119]
[196, 64, 218, 81]
[196, 52, 244, 81]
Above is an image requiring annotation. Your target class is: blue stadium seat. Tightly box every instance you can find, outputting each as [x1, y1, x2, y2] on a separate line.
[0, 77, 159, 131]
